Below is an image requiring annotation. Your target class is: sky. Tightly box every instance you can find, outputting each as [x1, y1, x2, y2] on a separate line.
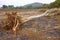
[0, 0, 55, 7]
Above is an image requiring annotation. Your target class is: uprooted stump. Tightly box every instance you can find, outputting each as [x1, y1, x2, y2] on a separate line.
[2, 12, 22, 33]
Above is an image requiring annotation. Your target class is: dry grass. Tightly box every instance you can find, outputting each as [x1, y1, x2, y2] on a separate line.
[0, 9, 60, 40]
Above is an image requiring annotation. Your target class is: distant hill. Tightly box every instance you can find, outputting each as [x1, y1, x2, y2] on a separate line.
[22, 2, 45, 8]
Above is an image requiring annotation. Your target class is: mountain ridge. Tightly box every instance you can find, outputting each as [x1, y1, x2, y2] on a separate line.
[22, 2, 45, 8]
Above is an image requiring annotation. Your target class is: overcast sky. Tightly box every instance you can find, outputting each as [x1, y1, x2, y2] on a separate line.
[0, 0, 55, 7]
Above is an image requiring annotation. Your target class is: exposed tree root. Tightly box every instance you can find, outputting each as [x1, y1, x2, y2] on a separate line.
[2, 12, 22, 33]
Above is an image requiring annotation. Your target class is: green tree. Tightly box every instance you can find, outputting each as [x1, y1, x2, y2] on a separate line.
[2, 5, 7, 8]
[55, 0, 60, 7]
[26, 5, 32, 9]
[55, 0, 60, 3]
[8, 5, 14, 9]
[48, 0, 60, 8]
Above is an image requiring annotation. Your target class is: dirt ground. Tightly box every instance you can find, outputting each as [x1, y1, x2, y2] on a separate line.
[0, 9, 60, 40]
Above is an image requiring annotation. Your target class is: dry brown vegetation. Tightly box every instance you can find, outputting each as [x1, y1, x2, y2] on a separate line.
[1, 12, 23, 33]
[0, 9, 60, 40]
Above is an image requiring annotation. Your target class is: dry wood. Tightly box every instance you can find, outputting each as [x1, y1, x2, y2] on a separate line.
[2, 12, 22, 33]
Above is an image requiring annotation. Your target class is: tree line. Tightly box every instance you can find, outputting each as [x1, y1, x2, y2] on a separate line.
[1, 5, 23, 9]
[1, 0, 60, 9]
